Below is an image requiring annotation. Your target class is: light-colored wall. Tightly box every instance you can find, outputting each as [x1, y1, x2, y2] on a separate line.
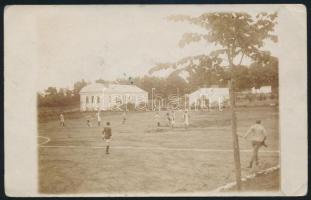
[80, 93, 104, 111]
[105, 92, 148, 108]
[80, 92, 148, 111]
[252, 86, 272, 94]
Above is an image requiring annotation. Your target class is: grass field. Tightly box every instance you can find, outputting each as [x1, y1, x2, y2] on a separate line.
[38, 106, 279, 194]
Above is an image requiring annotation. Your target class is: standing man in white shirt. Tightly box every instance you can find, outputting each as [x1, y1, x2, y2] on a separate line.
[183, 110, 190, 129]
[243, 120, 268, 168]
[96, 110, 101, 127]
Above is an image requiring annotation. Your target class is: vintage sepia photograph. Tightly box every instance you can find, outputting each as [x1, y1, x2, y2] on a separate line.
[4, 4, 308, 196]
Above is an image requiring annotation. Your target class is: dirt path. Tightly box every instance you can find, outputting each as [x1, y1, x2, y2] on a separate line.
[226, 169, 280, 192]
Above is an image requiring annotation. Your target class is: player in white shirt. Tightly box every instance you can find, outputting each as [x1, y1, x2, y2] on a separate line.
[96, 110, 101, 127]
[243, 120, 268, 168]
[59, 113, 65, 127]
[183, 110, 190, 129]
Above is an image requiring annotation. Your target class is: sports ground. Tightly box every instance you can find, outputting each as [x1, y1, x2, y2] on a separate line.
[38, 106, 279, 194]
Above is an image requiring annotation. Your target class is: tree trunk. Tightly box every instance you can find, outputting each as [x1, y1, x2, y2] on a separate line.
[229, 79, 242, 190]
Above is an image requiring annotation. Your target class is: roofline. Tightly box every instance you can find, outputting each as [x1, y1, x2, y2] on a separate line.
[80, 90, 148, 95]
[79, 83, 148, 94]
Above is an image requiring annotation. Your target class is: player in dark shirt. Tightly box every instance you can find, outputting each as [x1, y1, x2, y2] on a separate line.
[102, 122, 112, 154]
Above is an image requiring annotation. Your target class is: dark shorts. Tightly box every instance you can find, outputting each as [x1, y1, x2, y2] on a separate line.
[252, 141, 263, 147]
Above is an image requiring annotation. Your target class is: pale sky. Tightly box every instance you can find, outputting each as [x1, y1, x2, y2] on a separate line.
[34, 5, 280, 92]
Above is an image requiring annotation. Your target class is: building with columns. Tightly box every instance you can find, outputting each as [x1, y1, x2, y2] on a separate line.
[79, 83, 148, 111]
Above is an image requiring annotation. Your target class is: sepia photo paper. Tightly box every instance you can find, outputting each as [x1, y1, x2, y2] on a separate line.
[4, 4, 308, 197]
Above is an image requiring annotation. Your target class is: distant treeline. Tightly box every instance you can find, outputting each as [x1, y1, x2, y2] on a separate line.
[38, 62, 278, 107]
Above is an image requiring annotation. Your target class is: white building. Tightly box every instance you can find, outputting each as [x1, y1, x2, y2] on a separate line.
[79, 83, 148, 111]
[189, 87, 229, 108]
[251, 86, 272, 94]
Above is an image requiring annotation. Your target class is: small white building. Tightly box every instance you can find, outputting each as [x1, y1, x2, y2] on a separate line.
[251, 86, 272, 94]
[79, 83, 148, 111]
[189, 87, 229, 108]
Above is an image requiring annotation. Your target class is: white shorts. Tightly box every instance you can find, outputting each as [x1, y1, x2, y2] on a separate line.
[103, 138, 111, 145]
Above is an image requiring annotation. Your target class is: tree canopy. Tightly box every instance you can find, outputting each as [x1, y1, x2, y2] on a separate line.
[149, 12, 278, 90]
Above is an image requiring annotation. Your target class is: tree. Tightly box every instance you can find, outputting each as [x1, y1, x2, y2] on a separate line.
[152, 12, 278, 190]
[95, 78, 112, 84]
[73, 79, 88, 96]
[45, 87, 58, 96]
[233, 65, 253, 91]
[249, 53, 278, 89]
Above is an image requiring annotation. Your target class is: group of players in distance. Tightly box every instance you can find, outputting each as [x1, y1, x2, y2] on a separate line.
[58, 109, 268, 168]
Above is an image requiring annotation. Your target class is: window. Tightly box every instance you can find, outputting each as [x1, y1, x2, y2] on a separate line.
[97, 96, 100, 103]
[109, 96, 111, 103]
[91, 96, 94, 103]
[86, 96, 89, 103]
[115, 96, 122, 104]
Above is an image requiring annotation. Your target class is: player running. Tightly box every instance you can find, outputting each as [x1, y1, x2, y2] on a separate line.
[102, 122, 112, 154]
[59, 113, 65, 127]
[243, 120, 268, 168]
